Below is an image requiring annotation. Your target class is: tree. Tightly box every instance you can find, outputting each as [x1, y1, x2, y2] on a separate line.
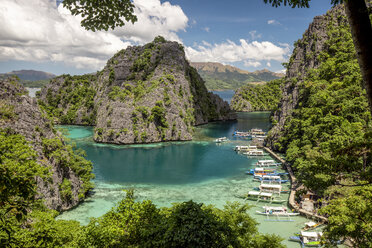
[264, 0, 372, 114]
[62, 0, 137, 31]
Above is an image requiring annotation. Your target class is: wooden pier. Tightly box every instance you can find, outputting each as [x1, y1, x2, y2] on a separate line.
[264, 147, 328, 222]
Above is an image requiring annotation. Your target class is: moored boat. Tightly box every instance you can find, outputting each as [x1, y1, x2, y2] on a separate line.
[256, 206, 300, 216]
[259, 183, 283, 194]
[255, 175, 289, 184]
[256, 160, 281, 167]
[234, 145, 257, 151]
[241, 191, 285, 204]
[245, 149, 264, 156]
[289, 231, 323, 247]
[245, 167, 276, 175]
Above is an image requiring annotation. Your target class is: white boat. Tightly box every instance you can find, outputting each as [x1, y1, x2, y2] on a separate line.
[256, 206, 300, 216]
[245, 149, 264, 156]
[242, 191, 285, 204]
[289, 231, 323, 247]
[250, 128, 266, 135]
[256, 160, 281, 167]
[259, 183, 282, 194]
[234, 145, 257, 151]
[215, 137, 228, 143]
[255, 175, 289, 184]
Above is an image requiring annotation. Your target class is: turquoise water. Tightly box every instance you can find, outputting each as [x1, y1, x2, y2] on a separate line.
[57, 112, 310, 248]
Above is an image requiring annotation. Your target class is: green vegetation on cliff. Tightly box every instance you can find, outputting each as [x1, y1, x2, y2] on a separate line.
[269, 8, 372, 247]
[191, 62, 284, 90]
[231, 79, 283, 112]
[38, 74, 97, 125]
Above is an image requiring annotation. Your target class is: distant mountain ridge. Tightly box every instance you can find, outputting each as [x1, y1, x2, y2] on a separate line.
[0, 70, 56, 81]
[190, 62, 284, 90]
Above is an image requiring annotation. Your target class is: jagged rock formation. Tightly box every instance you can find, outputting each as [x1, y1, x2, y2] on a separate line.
[266, 5, 347, 148]
[191, 62, 284, 90]
[38, 38, 236, 144]
[0, 78, 93, 211]
[230, 79, 283, 112]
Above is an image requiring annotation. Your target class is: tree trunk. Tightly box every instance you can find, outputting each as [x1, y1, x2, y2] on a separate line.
[344, 0, 372, 114]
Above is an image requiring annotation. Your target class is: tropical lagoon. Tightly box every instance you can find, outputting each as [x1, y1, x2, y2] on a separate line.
[57, 110, 311, 248]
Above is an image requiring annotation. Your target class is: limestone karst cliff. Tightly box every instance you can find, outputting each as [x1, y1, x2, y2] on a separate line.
[38, 37, 236, 144]
[0, 78, 94, 211]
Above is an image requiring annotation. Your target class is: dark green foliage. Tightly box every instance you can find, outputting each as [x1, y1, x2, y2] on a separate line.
[231, 79, 283, 112]
[62, 0, 137, 32]
[38, 75, 97, 125]
[151, 101, 168, 128]
[41, 137, 94, 197]
[59, 178, 72, 201]
[20, 79, 50, 88]
[274, 19, 371, 193]
[76, 191, 284, 248]
[0, 129, 49, 246]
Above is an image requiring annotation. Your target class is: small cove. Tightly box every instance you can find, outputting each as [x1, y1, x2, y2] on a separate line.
[57, 110, 310, 247]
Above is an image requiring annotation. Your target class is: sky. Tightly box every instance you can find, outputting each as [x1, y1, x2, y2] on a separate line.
[0, 0, 333, 75]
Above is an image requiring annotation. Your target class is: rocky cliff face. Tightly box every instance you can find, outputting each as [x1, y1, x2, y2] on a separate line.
[266, 5, 346, 149]
[0, 78, 93, 211]
[38, 38, 236, 144]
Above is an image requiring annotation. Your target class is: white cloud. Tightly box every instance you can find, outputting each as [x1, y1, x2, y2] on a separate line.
[0, 0, 188, 70]
[266, 62, 271, 67]
[185, 39, 290, 63]
[203, 27, 210, 32]
[244, 60, 261, 68]
[249, 30, 262, 40]
[276, 69, 286, 74]
[268, 19, 280, 25]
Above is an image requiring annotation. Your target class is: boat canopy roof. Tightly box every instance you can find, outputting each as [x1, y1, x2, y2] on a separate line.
[260, 184, 282, 189]
[305, 221, 317, 227]
[255, 168, 264, 171]
[260, 192, 272, 197]
[248, 191, 260, 195]
[262, 175, 281, 180]
[301, 231, 321, 238]
[258, 160, 275, 163]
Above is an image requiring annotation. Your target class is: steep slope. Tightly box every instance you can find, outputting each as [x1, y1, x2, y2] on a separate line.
[230, 79, 283, 112]
[38, 37, 236, 144]
[266, 5, 371, 191]
[191, 62, 284, 90]
[0, 78, 94, 211]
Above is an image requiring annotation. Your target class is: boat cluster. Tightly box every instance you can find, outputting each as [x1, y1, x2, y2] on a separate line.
[233, 128, 267, 140]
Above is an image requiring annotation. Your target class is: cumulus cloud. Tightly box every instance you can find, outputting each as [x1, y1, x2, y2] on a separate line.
[268, 19, 280, 25]
[0, 0, 188, 70]
[244, 60, 261, 68]
[186, 39, 290, 63]
[266, 62, 271, 67]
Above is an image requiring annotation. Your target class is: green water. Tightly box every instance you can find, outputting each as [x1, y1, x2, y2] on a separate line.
[57, 112, 310, 247]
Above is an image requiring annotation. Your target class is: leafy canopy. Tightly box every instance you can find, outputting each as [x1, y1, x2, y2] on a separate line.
[63, 0, 137, 31]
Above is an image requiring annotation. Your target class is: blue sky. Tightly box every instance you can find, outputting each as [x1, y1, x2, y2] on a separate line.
[0, 0, 332, 75]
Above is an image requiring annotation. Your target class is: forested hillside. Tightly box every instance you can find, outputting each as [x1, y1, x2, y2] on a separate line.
[191, 62, 283, 90]
[266, 5, 371, 246]
[230, 79, 283, 112]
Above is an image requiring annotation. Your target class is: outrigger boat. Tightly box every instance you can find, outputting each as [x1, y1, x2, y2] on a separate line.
[256, 206, 300, 216]
[289, 231, 323, 247]
[240, 191, 285, 204]
[233, 131, 252, 138]
[250, 128, 266, 135]
[259, 183, 283, 194]
[245, 150, 264, 156]
[234, 145, 257, 152]
[255, 175, 289, 184]
[302, 221, 324, 231]
[256, 160, 281, 167]
[215, 137, 228, 143]
[253, 185, 290, 194]
[246, 167, 275, 175]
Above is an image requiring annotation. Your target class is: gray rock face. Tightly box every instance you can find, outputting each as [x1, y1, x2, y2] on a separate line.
[266, 5, 346, 149]
[0, 78, 91, 211]
[38, 39, 236, 144]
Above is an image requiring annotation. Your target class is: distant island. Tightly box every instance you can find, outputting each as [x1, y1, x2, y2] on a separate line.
[0, 70, 56, 88]
[190, 62, 284, 90]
